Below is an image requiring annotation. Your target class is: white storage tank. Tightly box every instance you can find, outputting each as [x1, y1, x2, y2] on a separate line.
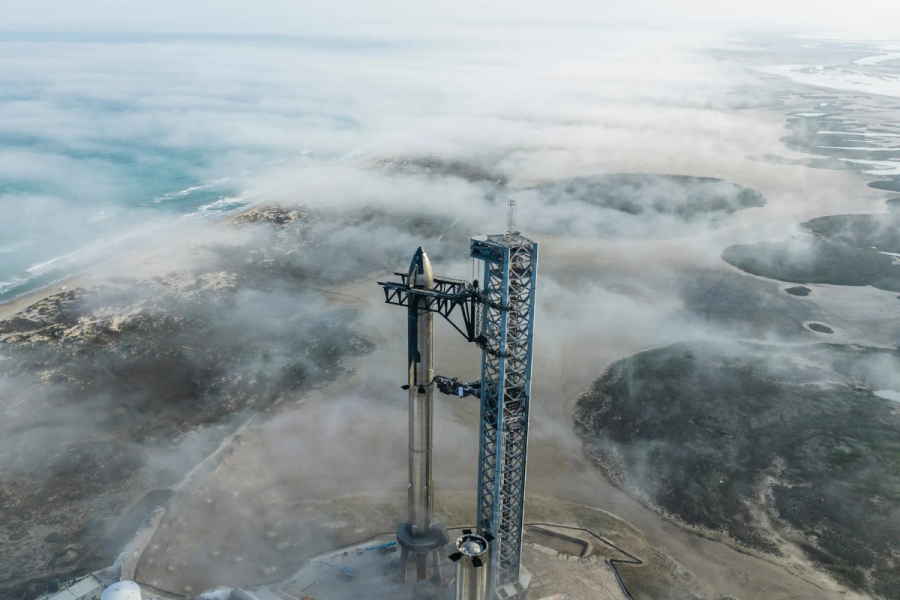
[100, 581, 141, 600]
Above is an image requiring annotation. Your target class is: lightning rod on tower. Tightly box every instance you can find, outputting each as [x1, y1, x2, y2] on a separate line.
[506, 198, 517, 234]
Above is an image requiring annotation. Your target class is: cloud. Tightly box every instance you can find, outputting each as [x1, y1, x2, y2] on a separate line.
[4, 23, 887, 598]
[2, 1, 900, 36]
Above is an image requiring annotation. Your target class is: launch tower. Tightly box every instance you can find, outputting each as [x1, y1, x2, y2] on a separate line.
[470, 233, 537, 598]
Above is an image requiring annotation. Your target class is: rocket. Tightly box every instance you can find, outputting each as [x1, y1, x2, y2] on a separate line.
[391, 246, 447, 582]
[406, 246, 435, 573]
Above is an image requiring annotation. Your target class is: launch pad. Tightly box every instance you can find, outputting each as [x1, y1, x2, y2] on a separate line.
[232, 506, 637, 600]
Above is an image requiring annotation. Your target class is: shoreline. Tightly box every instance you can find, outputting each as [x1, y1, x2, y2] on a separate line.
[0, 202, 265, 322]
[0, 279, 85, 321]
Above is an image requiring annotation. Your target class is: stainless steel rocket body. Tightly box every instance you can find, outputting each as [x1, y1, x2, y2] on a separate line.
[392, 247, 446, 582]
[408, 294, 433, 532]
[407, 247, 435, 535]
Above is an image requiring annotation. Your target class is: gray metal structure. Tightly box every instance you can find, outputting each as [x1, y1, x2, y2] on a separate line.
[470, 233, 537, 599]
[378, 231, 538, 600]
[407, 247, 436, 541]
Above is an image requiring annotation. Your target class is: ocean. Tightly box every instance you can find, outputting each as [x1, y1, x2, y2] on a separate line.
[0, 31, 407, 303]
[0, 158, 248, 302]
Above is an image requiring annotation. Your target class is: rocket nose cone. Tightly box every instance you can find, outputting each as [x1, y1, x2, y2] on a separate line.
[408, 246, 435, 289]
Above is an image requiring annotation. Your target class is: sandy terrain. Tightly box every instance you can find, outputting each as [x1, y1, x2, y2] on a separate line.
[0, 280, 85, 321]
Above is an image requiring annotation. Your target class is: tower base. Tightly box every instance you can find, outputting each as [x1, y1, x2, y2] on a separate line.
[494, 566, 531, 600]
[396, 520, 448, 583]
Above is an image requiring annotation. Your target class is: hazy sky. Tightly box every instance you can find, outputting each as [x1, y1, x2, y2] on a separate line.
[2, 0, 899, 36]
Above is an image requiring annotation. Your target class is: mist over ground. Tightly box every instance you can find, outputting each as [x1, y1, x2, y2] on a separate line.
[1, 17, 899, 600]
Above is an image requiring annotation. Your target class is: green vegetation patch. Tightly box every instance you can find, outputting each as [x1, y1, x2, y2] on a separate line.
[722, 238, 900, 292]
[575, 341, 900, 599]
[785, 285, 811, 296]
[802, 212, 900, 254]
[534, 174, 765, 220]
[869, 178, 900, 193]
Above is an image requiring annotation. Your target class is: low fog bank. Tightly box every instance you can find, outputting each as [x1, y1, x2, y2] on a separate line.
[0, 159, 795, 597]
[0, 188, 498, 597]
[2, 29, 888, 600]
[0, 25, 790, 303]
[514, 173, 765, 238]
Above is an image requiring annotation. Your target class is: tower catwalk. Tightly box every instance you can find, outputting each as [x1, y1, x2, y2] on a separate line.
[470, 233, 538, 599]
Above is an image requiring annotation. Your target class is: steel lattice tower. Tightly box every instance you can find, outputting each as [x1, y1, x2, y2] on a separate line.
[470, 233, 538, 599]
